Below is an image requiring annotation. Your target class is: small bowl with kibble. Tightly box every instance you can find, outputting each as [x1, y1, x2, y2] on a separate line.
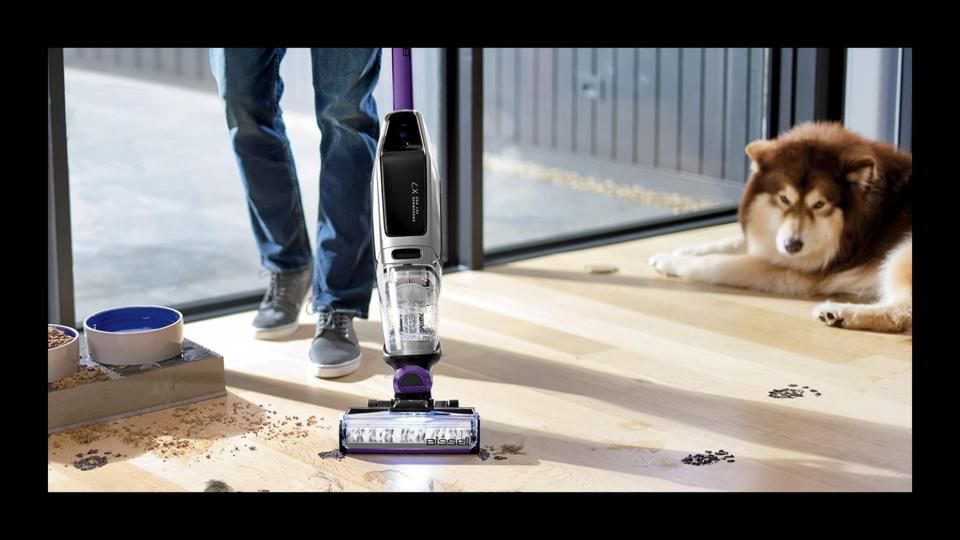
[48, 324, 80, 383]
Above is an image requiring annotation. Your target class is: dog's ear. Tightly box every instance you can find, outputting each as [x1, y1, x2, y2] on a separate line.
[745, 140, 776, 172]
[843, 154, 877, 185]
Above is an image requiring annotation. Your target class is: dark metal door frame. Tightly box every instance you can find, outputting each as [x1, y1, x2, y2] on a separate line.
[768, 47, 846, 139]
[444, 48, 485, 271]
[48, 48, 75, 328]
[898, 48, 912, 151]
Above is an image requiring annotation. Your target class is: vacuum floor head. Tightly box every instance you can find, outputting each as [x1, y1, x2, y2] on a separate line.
[339, 407, 480, 454]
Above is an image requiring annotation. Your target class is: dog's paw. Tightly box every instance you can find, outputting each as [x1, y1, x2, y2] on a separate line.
[649, 252, 687, 277]
[812, 301, 846, 328]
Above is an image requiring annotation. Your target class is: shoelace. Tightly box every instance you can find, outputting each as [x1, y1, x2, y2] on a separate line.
[316, 310, 353, 340]
[260, 269, 302, 314]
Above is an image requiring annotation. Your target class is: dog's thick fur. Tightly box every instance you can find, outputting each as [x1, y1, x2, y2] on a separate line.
[649, 122, 912, 333]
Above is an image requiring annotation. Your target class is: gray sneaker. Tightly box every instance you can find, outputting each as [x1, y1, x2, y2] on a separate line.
[309, 310, 362, 378]
[252, 266, 312, 339]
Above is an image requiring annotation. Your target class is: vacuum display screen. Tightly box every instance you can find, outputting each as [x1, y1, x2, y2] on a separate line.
[381, 151, 428, 237]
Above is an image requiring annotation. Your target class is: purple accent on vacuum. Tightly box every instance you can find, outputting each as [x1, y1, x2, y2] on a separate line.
[394, 365, 432, 395]
[392, 48, 414, 111]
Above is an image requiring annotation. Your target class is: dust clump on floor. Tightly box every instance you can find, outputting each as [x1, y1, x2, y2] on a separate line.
[73, 455, 108, 470]
[498, 442, 525, 455]
[480, 440, 525, 462]
[317, 449, 345, 460]
[204, 479, 235, 492]
[203, 479, 269, 492]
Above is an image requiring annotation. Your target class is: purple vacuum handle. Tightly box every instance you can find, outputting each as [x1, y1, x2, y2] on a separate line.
[392, 48, 413, 111]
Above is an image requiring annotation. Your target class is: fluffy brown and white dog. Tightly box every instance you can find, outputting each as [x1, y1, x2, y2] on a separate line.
[649, 122, 912, 333]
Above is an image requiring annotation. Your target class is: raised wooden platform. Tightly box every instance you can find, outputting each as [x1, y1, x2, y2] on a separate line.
[47, 223, 911, 491]
[48, 339, 225, 434]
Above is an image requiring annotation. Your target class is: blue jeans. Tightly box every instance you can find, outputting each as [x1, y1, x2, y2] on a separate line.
[210, 48, 381, 318]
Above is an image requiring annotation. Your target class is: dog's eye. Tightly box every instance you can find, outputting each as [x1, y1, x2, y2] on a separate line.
[779, 195, 790, 205]
[812, 201, 825, 210]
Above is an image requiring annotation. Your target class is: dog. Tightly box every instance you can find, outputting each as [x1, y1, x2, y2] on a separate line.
[649, 122, 912, 333]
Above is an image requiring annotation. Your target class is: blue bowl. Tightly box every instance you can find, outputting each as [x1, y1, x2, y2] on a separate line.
[83, 305, 183, 365]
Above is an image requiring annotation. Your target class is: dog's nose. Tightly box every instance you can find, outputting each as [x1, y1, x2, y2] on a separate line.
[784, 238, 804, 254]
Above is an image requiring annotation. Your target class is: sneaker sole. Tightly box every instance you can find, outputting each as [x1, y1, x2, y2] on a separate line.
[310, 353, 362, 379]
[253, 321, 300, 340]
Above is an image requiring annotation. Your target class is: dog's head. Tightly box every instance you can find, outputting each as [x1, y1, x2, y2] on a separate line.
[739, 122, 904, 271]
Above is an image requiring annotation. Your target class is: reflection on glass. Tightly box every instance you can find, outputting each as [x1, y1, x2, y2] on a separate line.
[483, 48, 769, 251]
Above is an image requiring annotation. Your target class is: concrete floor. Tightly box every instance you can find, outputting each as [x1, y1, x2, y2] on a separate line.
[63, 67, 740, 321]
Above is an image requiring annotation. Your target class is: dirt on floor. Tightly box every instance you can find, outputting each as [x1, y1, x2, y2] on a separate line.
[48, 396, 332, 466]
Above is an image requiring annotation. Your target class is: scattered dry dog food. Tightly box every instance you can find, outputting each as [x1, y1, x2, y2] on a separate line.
[769, 384, 822, 399]
[48, 326, 73, 349]
[682, 449, 736, 466]
[48, 398, 330, 468]
[50, 365, 111, 390]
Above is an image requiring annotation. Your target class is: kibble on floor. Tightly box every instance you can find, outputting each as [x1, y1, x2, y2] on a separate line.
[769, 385, 822, 399]
[682, 449, 736, 466]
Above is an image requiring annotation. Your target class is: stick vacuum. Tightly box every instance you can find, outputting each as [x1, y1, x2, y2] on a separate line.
[338, 48, 480, 454]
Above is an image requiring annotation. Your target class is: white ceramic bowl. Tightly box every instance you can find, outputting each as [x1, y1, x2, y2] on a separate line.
[83, 305, 184, 366]
[48, 324, 80, 383]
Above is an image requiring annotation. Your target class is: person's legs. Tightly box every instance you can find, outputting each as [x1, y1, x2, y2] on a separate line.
[306, 48, 381, 378]
[309, 48, 381, 319]
[210, 48, 313, 338]
[210, 48, 312, 274]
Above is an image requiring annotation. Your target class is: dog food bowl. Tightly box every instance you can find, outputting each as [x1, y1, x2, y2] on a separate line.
[48, 324, 80, 383]
[83, 306, 184, 366]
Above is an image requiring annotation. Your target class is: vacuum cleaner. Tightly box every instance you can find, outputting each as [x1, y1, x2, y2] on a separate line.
[338, 48, 480, 454]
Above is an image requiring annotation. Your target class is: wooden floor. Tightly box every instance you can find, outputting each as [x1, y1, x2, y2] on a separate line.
[47, 223, 912, 491]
